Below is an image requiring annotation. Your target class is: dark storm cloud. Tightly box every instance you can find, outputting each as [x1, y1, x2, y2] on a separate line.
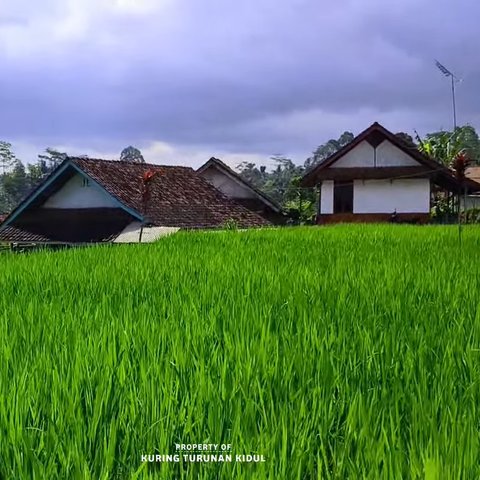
[0, 0, 479, 160]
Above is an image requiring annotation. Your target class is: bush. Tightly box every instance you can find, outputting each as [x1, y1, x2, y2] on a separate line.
[223, 218, 239, 230]
[462, 208, 480, 224]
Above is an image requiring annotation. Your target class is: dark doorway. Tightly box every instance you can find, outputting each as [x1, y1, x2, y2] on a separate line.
[333, 181, 354, 213]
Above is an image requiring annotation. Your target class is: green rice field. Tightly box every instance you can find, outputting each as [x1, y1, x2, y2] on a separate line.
[1, 225, 480, 479]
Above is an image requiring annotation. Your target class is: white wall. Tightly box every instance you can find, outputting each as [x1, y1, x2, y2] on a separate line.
[43, 173, 118, 209]
[335, 141, 375, 167]
[353, 179, 430, 213]
[462, 196, 480, 210]
[376, 141, 419, 167]
[201, 168, 255, 199]
[320, 180, 334, 214]
[335, 139, 420, 168]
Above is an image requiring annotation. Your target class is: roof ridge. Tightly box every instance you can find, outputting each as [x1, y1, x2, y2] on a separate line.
[301, 121, 445, 185]
[68, 156, 194, 170]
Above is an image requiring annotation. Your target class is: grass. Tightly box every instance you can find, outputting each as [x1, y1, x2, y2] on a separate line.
[0, 225, 480, 479]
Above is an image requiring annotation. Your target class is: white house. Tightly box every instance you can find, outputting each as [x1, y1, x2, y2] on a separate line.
[301, 122, 480, 223]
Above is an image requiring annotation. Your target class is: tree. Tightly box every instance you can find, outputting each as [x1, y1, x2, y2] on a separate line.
[263, 155, 304, 204]
[237, 155, 316, 222]
[395, 132, 415, 146]
[0, 145, 69, 213]
[26, 162, 47, 190]
[236, 162, 265, 189]
[305, 131, 354, 169]
[283, 175, 317, 224]
[455, 125, 480, 163]
[415, 129, 465, 166]
[2, 160, 28, 207]
[415, 125, 480, 222]
[415, 125, 480, 166]
[37, 148, 67, 176]
[120, 146, 145, 163]
[0, 141, 16, 175]
[0, 142, 19, 213]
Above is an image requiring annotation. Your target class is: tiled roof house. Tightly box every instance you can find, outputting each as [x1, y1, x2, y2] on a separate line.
[0, 157, 269, 244]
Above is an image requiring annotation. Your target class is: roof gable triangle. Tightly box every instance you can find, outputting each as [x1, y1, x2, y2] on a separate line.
[0, 159, 143, 228]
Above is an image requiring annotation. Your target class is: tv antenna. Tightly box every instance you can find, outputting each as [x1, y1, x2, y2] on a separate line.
[435, 60, 462, 131]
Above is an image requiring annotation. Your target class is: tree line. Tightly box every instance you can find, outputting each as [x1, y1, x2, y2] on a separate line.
[0, 144, 67, 214]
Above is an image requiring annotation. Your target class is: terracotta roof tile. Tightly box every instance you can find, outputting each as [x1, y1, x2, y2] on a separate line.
[0, 225, 51, 243]
[70, 158, 269, 228]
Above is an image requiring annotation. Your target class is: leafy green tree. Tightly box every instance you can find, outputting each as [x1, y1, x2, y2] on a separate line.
[262, 155, 304, 204]
[0, 141, 16, 175]
[283, 175, 317, 224]
[2, 160, 28, 207]
[121, 146, 145, 163]
[0, 142, 19, 213]
[395, 132, 415, 146]
[26, 162, 48, 189]
[415, 130, 461, 165]
[416, 125, 480, 165]
[0, 145, 69, 213]
[284, 197, 316, 223]
[236, 162, 265, 189]
[237, 155, 315, 223]
[305, 131, 354, 168]
[455, 126, 480, 163]
[38, 148, 67, 172]
[415, 125, 480, 221]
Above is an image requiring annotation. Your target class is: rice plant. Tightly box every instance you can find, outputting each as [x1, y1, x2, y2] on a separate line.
[0, 225, 479, 479]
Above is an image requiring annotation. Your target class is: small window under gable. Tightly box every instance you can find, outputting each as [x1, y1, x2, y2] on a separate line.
[81, 177, 90, 187]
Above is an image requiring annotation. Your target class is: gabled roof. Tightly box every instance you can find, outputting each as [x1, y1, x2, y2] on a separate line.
[1, 157, 269, 232]
[0, 158, 144, 229]
[73, 158, 269, 228]
[301, 122, 480, 192]
[197, 157, 281, 213]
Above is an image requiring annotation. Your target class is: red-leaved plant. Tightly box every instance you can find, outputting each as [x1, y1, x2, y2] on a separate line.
[141, 169, 158, 209]
[142, 170, 157, 184]
[450, 152, 471, 181]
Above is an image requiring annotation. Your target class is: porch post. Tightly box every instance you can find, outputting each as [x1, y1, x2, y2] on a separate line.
[316, 182, 322, 224]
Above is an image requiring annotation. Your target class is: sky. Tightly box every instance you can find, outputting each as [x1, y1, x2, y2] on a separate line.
[1, 0, 479, 169]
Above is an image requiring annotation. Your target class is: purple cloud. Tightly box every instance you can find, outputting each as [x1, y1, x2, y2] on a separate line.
[0, 0, 479, 163]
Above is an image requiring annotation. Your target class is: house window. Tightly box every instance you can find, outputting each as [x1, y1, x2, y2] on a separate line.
[333, 181, 353, 213]
[82, 178, 90, 187]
